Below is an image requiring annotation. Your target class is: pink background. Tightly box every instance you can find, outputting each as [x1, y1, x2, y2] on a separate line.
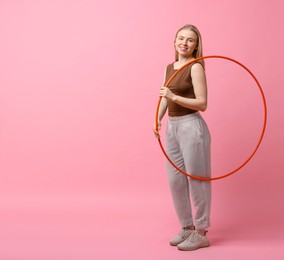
[0, 0, 283, 259]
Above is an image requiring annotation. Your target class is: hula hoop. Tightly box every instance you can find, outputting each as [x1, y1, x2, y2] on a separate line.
[155, 55, 267, 181]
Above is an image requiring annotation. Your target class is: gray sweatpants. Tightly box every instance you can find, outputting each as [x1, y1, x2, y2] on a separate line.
[166, 112, 211, 230]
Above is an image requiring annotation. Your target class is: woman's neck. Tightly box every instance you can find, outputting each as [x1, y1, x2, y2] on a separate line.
[174, 56, 194, 69]
[178, 55, 194, 65]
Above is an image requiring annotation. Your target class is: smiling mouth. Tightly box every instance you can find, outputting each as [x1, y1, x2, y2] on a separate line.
[179, 46, 188, 51]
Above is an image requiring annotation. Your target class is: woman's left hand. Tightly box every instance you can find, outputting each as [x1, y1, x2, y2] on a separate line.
[160, 87, 176, 101]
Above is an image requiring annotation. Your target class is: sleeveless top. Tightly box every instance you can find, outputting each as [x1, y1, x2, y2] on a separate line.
[165, 62, 198, 116]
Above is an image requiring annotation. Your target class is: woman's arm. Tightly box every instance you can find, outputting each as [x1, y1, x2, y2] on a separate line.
[157, 97, 168, 122]
[153, 69, 168, 138]
[160, 63, 208, 112]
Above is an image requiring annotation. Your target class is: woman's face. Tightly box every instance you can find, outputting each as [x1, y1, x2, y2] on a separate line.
[174, 29, 198, 59]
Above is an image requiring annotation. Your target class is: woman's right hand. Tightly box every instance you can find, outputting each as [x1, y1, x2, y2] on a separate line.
[153, 121, 161, 139]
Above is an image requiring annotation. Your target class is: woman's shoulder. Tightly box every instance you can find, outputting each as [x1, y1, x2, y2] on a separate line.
[191, 61, 204, 67]
[190, 62, 205, 78]
[191, 61, 204, 70]
[164, 62, 175, 74]
[166, 62, 175, 69]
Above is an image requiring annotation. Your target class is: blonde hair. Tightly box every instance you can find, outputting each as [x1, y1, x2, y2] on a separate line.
[174, 24, 204, 66]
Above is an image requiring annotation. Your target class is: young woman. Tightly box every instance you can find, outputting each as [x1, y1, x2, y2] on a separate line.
[153, 24, 211, 251]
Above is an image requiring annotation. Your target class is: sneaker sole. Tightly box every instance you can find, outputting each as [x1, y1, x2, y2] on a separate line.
[170, 239, 187, 246]
[178, 242, 210, 251]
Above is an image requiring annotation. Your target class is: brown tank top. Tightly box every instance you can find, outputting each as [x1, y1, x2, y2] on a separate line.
[165, 62, 198, 116]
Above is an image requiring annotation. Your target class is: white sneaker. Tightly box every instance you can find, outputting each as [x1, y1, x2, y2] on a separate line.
[177, 230, 210, 251]
[169, 228, 194, 246]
